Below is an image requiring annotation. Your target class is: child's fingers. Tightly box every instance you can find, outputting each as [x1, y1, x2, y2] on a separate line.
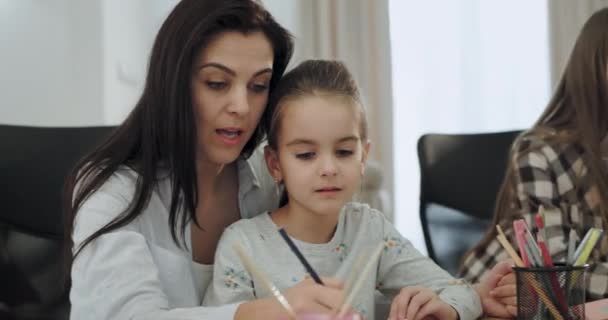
[389, 287, 421, 320]
[396, 291, 414, 320]
[414, 299, 441, 320]
[295, 303, 334, 315]
[498, 296, 517, 307]
[405, 289, 433, 320]
[307, 284, 345, 311]
[302, 276, 344, 289]
[490, 284, 516, 299]
[486, 260, 515, 289]
[317, 277, 344, 289]
[388, 299, 398, 320]
[388, 295, 401, 320]
[507, 305, 518, 317]
[497, 272, 515, 287]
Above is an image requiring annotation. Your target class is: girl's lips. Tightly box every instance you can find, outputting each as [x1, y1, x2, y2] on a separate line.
[315, 187, 342, 196]
[316, 187, 341, 192]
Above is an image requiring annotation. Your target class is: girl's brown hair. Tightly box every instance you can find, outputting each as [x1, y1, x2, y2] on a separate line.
[464, 7, 608, 263]
[265, 59, 368, 150]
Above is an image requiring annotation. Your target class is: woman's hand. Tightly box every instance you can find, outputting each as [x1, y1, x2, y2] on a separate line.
[235, 277, 347, 320]
[475, 260, 517, 319]
[388, 286, 458, 320]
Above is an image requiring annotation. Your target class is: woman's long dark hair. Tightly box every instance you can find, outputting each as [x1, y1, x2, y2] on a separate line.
[63, 0, 293, 268]
[463, 8, 608, 267]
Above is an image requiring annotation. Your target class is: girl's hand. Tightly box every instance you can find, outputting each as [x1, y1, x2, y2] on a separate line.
[283, 277, 346, 315]
[235, 277, 348, 320]
[388, 286, 458, 320]
[475, 260, 517, 318]
[494, 271, 516, 316]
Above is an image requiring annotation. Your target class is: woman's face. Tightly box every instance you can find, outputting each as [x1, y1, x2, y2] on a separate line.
[191, 31, 274, 166]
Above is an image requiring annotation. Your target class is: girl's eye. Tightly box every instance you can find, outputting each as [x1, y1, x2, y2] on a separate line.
[295, 152, 315, 160]
[336, 149, 354, 157]
[206, 81, 227, 90]
[250, 83, 269, 93]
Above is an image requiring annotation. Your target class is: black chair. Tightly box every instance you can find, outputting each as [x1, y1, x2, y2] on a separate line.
[0, 125, 115, 320]
[417, 130, 521, 275]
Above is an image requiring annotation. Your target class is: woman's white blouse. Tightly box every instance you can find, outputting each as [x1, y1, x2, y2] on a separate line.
[69, 149, 279, 320]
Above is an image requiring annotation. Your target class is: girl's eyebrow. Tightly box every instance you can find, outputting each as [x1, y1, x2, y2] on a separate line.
[285, 138, 316, 147]
[285, 135, 359, 147]
[197, 63, 272, 77]
[337, 135, 359, 143]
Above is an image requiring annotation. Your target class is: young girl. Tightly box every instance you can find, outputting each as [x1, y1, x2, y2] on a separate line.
[460, 7, 608, 302]
[203, 60, 485, 320]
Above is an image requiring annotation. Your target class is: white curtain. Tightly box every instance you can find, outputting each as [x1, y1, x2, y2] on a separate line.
[389, 0, 551, 252]
[548, 0, 608, 86]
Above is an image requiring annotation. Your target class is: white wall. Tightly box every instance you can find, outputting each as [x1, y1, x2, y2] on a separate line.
[0, 0, 320, 127]
[262, 0, 308, 67]
[102, 1, 155, 124]
[100, 0, 181, 125]
[0, 0, 177, 127]
[0, 0, 103, 126]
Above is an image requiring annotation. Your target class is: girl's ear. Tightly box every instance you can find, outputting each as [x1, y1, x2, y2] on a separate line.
[264, 145, 283, 182]
[360, 140, 371, 176]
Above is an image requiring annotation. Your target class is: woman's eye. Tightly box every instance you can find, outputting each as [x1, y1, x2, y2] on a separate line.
[295, 152, 315, 160]
[250, 83, 269, 93]
[206, 81, 227, 90]
[336, 149, 354, 157]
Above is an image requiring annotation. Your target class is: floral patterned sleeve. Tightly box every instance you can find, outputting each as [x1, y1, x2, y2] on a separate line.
[202, 226, 255, 306]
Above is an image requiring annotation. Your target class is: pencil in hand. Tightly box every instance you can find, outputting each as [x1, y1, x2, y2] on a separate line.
[278, 228, 325, 285]
[232, 243, 296, 319]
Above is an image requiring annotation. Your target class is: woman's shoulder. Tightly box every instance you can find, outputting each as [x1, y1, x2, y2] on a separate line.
[74, 164, 137, 198]
[74, 165, 165, 226]
[72, 166, 143, 243]
[107, 165, 140, 184]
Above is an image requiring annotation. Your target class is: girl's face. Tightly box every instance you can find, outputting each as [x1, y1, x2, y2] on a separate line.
[191, 31, 274, 166]
[266, 94, 369, 217]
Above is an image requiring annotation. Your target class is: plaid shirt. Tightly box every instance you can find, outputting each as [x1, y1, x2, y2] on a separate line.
[459, 132, 608, 300]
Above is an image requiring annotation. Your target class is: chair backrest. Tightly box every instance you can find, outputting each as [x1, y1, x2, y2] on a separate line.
[417, 130, 521, 275]
[0, 125, 115, 320]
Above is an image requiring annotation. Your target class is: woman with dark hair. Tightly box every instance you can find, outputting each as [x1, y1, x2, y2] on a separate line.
[461, 7, 608, 303]
[65, 1, 345, 319]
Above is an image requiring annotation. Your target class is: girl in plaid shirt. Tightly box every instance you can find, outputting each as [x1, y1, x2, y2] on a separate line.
[460, 8, 608, 302]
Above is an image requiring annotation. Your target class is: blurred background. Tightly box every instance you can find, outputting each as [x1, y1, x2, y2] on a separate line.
[1, 0, 606, 253]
